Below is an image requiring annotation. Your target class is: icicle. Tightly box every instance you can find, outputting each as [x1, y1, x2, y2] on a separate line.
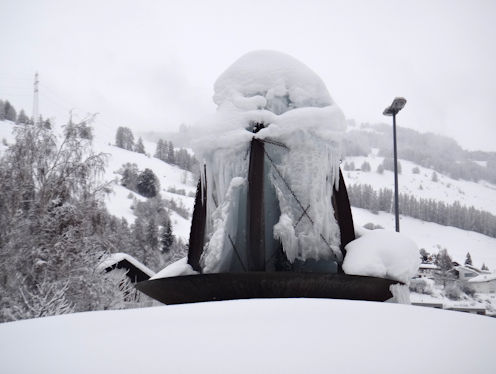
[268, 129, 343, 263]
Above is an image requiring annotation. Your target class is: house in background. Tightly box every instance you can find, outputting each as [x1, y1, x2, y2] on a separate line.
[99, 252, 155, 283]
[99, 253, 156, 304]
[417, 263, 439, 279]
[450, 264, 490, 282]
[469, 273, 496, 294]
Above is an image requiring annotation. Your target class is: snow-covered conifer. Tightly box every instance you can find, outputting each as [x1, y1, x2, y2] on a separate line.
[464, 252, 473, 266]
[16, 109, 29, 124]
[160, 219, 175, 253]
[145, 217, 159, 252]
[115, 126, 135, 150]
[167, 141, 175, 164]
[135, 137, 146, 154]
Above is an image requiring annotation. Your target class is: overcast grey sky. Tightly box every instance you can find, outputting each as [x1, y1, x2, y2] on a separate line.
[1, 0, 495, 151]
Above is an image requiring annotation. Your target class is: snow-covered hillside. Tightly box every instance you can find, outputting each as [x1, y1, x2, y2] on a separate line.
[352, 207, 496, 269]
[1, 119, 197, 241]
[2, 119, 496, 268]
[0, 298, 495, 374]
[91, 120, 197, 241]
[344, 152, 496, 215]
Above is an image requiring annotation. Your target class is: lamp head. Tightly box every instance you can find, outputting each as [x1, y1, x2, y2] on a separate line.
[383, 97, 407, 116]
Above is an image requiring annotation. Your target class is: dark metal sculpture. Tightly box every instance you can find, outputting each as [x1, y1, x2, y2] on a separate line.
[136, 130, 401, 304]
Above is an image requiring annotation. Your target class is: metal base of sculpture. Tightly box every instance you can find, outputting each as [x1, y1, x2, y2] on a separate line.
[136, 272, 400, 305]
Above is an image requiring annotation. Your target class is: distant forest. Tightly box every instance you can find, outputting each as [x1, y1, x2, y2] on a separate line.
[348, 183, 496, 238]
[342, 123, 496, 184]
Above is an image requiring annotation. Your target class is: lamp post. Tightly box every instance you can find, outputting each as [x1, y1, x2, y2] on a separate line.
[383, 97, 406, 232]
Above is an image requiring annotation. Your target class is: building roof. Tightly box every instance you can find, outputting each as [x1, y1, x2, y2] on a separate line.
[99, 253, 155, 278]
[419, 263, 439, 270]
[468, 273, 496, 283]
[454, 265, 481, 274]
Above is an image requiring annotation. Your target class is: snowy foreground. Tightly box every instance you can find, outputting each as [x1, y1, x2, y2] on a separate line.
[1, 299, 495, 374]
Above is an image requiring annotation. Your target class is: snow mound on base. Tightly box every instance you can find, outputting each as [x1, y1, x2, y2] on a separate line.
[214, 50, 333, 113]
[343, 230, 420, 284]
[151, 257, 197, 279]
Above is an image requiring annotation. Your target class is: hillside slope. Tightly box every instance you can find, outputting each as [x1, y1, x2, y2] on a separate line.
[344, 152, 496, 215]
[352, 207, 496, 269]
[1, 120, 196, 241]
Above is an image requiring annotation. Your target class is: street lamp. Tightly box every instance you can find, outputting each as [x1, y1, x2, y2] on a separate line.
[383, 97, 407, 232]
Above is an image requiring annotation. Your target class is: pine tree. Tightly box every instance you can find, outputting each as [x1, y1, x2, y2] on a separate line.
[135, 137, 145, 154]
[160, 219, 175, 253]
[132, 217, 146, 264]
[0, 99, 5, 120]
[431, 171, 439, 182]
[4, 101, 17, 122]
[145, 217, 159, 252]
[155, 139, 165, 160]
[167, 141, 175, 164]
[16, 109, 29, 124]
[464, 252, 473, 266]
[481, 263, 489, 271]
[360, 161, 371, 172]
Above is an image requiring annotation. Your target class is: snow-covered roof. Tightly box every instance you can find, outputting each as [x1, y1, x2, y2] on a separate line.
[419, 263, 439, 269]
[98, 252, 155, 278]
[213, 50, 333, 113]
[468, 273, 496, 283]
[465, 264, 483, 273]
[454, 265, 481, 274]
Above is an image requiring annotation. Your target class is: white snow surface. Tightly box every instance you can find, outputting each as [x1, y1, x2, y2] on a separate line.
[194, 51, 347, 271]
[1, 298, 495, 374]
[214, 50, 333, 113]
[150, 257, 197, 279]
[343, 229, 420, 284]
[98, 252, 155, 277]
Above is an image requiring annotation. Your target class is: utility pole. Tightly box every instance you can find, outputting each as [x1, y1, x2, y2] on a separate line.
[32, 72, 39, 124]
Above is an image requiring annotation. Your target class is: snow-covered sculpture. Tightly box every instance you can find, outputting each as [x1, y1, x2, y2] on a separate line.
[189, 50, 352, 274]
[137, 51, 419, 305]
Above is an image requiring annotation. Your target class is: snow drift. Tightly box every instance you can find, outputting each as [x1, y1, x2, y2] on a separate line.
[1, 299, 495, 374]
[343, 229, 420, 284]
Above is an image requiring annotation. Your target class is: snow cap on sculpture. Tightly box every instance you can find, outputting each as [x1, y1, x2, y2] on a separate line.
[213, 50, 334, 114]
